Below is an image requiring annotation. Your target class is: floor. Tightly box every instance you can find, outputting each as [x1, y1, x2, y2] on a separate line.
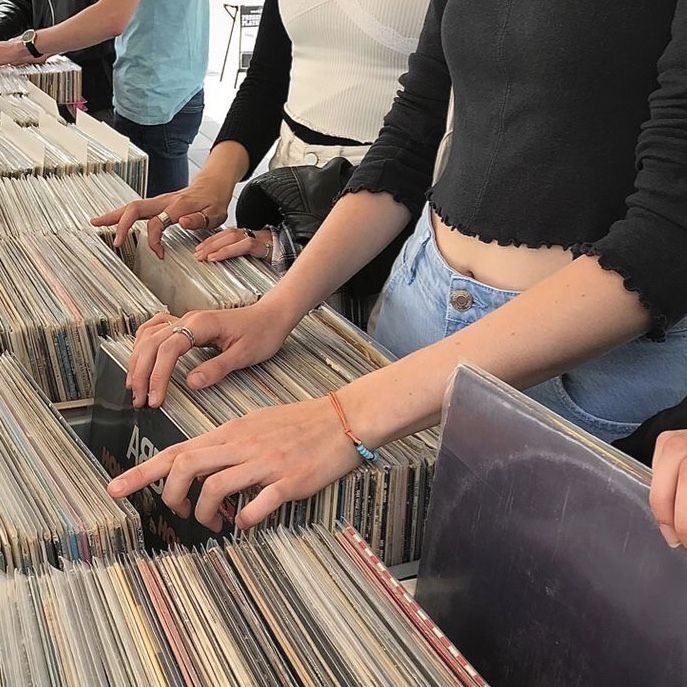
[189, 2, 272, 224]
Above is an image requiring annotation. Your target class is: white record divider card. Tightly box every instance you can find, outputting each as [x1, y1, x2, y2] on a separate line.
[38, 112, 88, 166]
[76, 109, 130, 161]
[24, 80, 60, 119]
[0, 112, 45, 173]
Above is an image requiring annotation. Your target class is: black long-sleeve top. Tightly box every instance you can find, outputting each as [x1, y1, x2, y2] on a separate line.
[345, 0, 687, 338]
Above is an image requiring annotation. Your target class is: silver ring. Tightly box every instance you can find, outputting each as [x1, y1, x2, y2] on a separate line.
[242, 228, 256, 239]
[172, 325, 195, 348]
[156, 211, 173, 229]
[262, 241, 272, 260]
[199, 210, 209, 230]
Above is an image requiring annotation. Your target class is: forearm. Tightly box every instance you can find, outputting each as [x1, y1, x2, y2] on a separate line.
[2, 0, 137, 64]
[260, 192, 411, 327]
[339, 255, 651, 447]
[192, 141, 249, 203]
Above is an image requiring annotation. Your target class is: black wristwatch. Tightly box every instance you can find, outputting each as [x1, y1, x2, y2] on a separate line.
[20, 29, 43, 59]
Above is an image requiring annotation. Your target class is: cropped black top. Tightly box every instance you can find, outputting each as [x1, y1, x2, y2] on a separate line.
[345, 0, 687, 337]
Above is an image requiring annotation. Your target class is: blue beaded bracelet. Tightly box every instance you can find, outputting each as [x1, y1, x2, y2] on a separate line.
[328, 392, 379, 463]
[354, 442, 379, 463]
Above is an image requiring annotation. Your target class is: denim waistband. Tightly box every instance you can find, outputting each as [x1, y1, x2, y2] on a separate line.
[411, 204, 687, 333]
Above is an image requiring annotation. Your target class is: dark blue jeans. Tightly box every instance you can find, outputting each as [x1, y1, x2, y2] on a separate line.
[114, 90, 204, 197]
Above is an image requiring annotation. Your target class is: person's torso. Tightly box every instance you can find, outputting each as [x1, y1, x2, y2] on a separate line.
[430, 0, 677, 290]
[280, 0, 429, 143]
[113, 0, 209, 125]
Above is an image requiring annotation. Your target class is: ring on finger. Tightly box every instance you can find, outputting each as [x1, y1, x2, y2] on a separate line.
[199, 210, 209, 230]
[156, 211, 173, 229]
[172, 325, 196, 348]
[242, 228, 256, 240]
[262, 241, 272, 260]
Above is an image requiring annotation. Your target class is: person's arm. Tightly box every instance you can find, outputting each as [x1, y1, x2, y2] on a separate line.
[0, 0, 138, 65]
[91, 0, 292, 257]
[109, 254, 651, 530]
[0, 0, 31, 41]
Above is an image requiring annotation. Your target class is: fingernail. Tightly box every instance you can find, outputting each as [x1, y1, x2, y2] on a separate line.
[188, 371, 207, 388]
[148, 391, 159, 407]
[210, 515, 223, 533]
[660, 524, 681, 548]
[108, 478, 127, 497]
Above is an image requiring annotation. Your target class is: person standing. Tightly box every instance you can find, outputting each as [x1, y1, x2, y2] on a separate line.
[0, 0, 115, 121]
[0, 0, 209, 195]
[111, 0, 208, 196]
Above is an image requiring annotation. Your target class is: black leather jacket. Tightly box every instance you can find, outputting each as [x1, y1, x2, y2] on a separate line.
[236, 157, 413, 303]
[0, 0, 114, 112]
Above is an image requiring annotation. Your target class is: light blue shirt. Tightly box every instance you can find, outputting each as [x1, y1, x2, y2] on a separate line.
[114, 0, 209, 126]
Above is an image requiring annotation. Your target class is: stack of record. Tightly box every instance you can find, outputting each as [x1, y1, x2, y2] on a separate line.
[0, 133, 36, 177]
[0, 232, 164, 402]
[0, 172, 145, 265]
[0, 353, 142, 573]
[0, 55, 82, 104]
[0, 524, 486, 686]
[97, 304, 437, 566]
[0, 117, 148, 195]
[0, 72, 28, 96]
[135, 226, 270, 314]
[0, 93, 52, 126]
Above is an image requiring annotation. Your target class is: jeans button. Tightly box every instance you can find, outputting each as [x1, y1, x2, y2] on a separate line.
[304, 151, 319, 165]
[450, 289, 473, 311]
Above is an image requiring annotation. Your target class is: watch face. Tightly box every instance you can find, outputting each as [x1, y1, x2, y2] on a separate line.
[21, 29, 36, 44]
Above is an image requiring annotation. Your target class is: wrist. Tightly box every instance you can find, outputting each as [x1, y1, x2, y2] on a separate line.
[257, 285, 310, 330]
[333, 380, 393, 450]
[189, 174, 234, 209]
[251, 294, 302, 335]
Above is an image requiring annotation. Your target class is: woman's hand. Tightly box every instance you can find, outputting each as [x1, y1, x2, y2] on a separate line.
[128, 300, 295, 408]
[91, 182, 233, 259]
[194, 227, 273, 262]
[107, 397, 363, 530]
[650, 430, 687, 548]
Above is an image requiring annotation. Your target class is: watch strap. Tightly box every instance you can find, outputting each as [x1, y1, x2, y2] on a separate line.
[23, 31, 42, 59]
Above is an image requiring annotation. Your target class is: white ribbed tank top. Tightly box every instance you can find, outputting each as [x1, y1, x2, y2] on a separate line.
[280, 0, 429, 143]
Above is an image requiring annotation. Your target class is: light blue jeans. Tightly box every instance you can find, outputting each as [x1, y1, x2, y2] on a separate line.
[373, 206, 687, 443]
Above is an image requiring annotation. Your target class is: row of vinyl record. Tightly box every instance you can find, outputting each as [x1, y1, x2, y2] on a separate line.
[0, 350, 479, 683]
[93, 309, 438, 567]
[0, 59, 147, 195]
[0, 353, 141, 573]
[0, 218, 436, 567]
[0, 525, 487, 687]
[0, 110, 148, 195]
[0, 56, 82, 104]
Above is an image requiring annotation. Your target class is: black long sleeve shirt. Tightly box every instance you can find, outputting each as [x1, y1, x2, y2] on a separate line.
[345, 0, 687, 338]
